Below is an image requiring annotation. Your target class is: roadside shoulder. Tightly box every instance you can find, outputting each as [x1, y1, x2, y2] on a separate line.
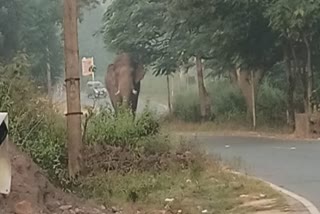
[230, 171, 319, 214]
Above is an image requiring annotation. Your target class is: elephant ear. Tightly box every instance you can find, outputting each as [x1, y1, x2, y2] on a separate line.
[106, 64, 118, 90]
[134, 64, 146, 83]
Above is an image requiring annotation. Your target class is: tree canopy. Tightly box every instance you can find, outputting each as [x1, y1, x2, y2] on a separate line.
[102, 0, 320, 125]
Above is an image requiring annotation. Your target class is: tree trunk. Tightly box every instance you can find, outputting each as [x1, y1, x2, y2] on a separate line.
[63, 0, 82, 178]
[166, 74, 172, 114]
[303, 34, 312, 114]
[284, 45, 295, 131]
[196, 56, 211, 121]
[251, 70, 256, 129]
[46, 47, 52, 106]
[230, 68, 262, 123]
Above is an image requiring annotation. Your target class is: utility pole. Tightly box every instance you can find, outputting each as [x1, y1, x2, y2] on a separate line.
[63, 0, 82, 178]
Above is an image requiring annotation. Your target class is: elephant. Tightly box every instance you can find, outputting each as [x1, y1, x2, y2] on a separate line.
[105, 53, 145, 116]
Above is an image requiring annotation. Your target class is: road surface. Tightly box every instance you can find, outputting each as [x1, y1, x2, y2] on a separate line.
[54, 92, 168, 116]
[193, 135, 320, 210]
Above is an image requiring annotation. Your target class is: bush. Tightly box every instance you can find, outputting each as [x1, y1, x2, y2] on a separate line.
[257, 78, 287, 125]
[85, 106, 160, 147]
[172, 78, 287, 126]
[0, 54, 68, 186]
[172, 91, 201, 122]
[207, 80, 247, 121]
[172, 80, 247, 122]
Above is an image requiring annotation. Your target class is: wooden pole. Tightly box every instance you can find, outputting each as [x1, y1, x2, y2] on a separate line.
[63, 0, 82, 178]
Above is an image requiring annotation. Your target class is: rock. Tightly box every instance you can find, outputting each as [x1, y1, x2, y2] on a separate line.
[60, 205, 73, 210]
[259, 193, 267, 199]
[201, 210, 208, 213]
[14, 200, 33, 214]
[111, 206, 119, 213]
[75, 208, 85, 213]
[100, 205, 106, 210]
[164, 198, 174, 202]
[240, 194, 249, 198]
[230, 182, 244, 190]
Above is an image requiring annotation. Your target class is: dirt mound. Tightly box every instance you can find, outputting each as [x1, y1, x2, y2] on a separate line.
[0, 143, 110, 214]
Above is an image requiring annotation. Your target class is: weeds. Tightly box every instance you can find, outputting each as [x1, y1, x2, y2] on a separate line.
[85, 106, 160, 147]
[0, 55, 68, 186]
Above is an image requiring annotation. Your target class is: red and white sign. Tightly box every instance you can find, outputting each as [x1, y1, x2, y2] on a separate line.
[82, 57, 94, 76]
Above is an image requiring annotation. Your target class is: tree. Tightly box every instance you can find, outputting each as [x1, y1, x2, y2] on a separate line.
[102, 0, 215, 120]
[266, 0, 320, 129]
[201, 0, 280, 124]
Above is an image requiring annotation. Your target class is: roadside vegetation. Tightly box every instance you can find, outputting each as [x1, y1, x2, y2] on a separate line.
[2, 0, 316, 213]
[0, 58, 285, 213]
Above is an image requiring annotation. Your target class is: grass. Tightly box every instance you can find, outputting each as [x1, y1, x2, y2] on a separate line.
[75, 133, 286, 214]
[76, 159, 286, 214]
[161, 118, 293, 138]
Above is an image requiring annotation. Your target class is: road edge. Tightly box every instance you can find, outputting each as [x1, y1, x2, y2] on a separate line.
[231, 171, 320, 214]
[174, 131, 319, 142]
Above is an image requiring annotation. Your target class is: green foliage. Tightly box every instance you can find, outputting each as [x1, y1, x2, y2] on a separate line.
[0, 53, 68, 185]
[172, 79, 288, 125]
[208, 80, 247, 122]
[257, 78, 287, 125]
[86, 106, 160, 147]
[173, 91, 201, 122]
[101, 0, 320, 124]
[0, 0, 64, 86]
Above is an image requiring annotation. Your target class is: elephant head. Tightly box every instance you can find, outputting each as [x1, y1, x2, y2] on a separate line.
[105, 53, 145, 115]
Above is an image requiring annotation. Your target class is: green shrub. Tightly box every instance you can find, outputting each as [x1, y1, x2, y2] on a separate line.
[172, 78, 287, 126]
[257, 78, 287, 125]
[172, 91, 201, 122]
[172, 80, 246, 122]
[207, 80, 247, 121]
[86, 106, 160, 147]
[0, 54, 68, 186]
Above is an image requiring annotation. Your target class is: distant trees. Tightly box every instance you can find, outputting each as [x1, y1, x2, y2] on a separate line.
[0, 0, 106, 89]
[102, 0, 320, 129]
[0, 0, 63, 87]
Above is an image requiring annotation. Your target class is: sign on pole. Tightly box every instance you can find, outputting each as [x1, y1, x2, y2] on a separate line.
[0, 112, 11, 195]
[82, 57, 95, 81]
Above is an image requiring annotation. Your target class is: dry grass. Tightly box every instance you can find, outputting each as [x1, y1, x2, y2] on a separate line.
[161, 118, 294, 139]
[76, 142, 287, 214]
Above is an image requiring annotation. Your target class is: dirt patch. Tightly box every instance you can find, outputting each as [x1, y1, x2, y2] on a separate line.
[0, 142, 110, 214]
[83, 144, 199, 175]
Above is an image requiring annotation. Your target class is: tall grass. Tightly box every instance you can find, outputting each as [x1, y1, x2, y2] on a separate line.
[172, 78, 287, 127]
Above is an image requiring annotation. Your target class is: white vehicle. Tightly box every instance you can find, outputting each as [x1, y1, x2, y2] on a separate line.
[86, 81, 107, 99]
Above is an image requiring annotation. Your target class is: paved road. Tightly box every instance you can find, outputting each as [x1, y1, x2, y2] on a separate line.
[193, 135, 320, 209]
[54, 92, 168, 116]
